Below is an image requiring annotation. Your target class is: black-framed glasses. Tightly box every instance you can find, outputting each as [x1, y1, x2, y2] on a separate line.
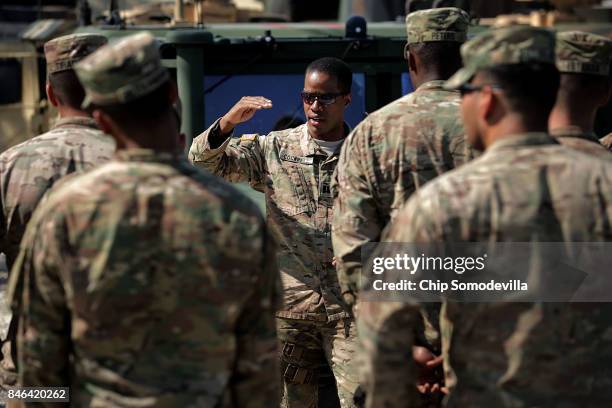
[301, 92, 347, 106]
[457, 83, 502, 97]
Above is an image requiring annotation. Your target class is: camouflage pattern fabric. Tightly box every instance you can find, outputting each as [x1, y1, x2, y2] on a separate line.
[357, 301, 421, 408]
[0, 117, 115, 268]
[555, 31, 612, 76]
[444, 26, 556, 90]
[602, 133, 612, 151]
[8, 149, 281, 407]
[550, 127, 612, 160]
[190, 120, 350, 322]
[332, 80, 470, 304]
[278, 317, 359, 408]
[189, 120, 358, 407]
[44, 33, 107, 74]
[405, 7, 470, 44]
[361, 133, 612, 407]
[75, 32, 169, 108]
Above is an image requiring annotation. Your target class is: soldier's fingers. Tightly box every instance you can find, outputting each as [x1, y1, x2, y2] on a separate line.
[239, 102, 273, 111]
[242, 97, 273, 108]
[243, 96, 272, 104]
[425, 355, 444, 368]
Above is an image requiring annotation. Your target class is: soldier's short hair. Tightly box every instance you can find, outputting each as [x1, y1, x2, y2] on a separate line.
[306, 57, 353, 94]
[407, 41, 462, 76]
[559, 72, 611, 99]
[481, 63, 560, 121]
[90, 80, 173, 130]
[48, 70, 86, 110]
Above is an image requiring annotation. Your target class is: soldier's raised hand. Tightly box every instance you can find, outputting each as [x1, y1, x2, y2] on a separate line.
[219, 96, 273, 134]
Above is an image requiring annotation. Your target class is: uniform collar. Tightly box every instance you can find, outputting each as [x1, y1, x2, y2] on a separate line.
[52, 116, 99, 130]
[115, 148, 185, 163]
[415, 80, 453, 93]
[550, 126, 600, 144]
[486, 132, 559, 153]
[300, 122, 350, 157]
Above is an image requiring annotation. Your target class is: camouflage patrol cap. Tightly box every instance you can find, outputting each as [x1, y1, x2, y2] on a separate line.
[405, 7, 470, 45]
[556, 31, 612, 76]
[444, 25, 556, 90]
[44, 33, 107, 75]
[75, 32, 170, 108]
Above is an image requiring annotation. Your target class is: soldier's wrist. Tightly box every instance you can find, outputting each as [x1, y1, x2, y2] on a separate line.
[219, 116, 235, 136]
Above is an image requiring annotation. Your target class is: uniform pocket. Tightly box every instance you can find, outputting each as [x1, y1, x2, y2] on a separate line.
[275, 164, 313, 216]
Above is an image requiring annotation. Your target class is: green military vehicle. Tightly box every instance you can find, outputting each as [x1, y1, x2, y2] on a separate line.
[3, 0, 612, 153]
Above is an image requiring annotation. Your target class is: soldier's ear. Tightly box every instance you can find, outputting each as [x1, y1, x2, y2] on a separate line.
[94, 110, 129, 149]
[168, 80, 178, 105]
[46, 82, 60, 107]
[406, 45, 418, 74]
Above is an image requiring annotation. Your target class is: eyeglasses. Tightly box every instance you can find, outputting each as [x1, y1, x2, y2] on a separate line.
[457, 83, 502, 97]
[301, 92, 347, 106]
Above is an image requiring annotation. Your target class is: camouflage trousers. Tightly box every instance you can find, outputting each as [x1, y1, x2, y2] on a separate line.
[277, 317, 360, 408]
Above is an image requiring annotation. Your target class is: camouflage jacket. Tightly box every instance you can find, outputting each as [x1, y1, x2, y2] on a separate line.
[550, 126, 611, 160]
[360, 133, 612, 407]
[332, 80, 469, 300]
[601, 132, 612, 152]
[0, 116, 115, 269]
[9, 149, 280, 407]
[189, 119, 350, 321]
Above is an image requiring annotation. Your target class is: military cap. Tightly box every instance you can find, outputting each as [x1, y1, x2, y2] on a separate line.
[556, 31, 612, 76]
[444, 25, 556, 90]
[44, 33, 107, 75]
[405, 7, 470, 45]
[75, 32, 169, 108]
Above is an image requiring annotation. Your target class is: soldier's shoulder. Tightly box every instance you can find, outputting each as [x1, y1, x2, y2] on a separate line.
[42, 159, 264, 222]
[265, 124, 305, 143]
[0, 126, 112, 164]
[182, 163, 264, 220]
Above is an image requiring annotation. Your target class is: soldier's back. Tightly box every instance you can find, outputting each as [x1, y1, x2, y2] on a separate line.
[394, 133, 612, 407]
[550, 127, 611, 160]
[0, 117, 114, 266]
[336, 80, 467, 226]
[404, 134, 611, 242]
[16, 150, 279, 407]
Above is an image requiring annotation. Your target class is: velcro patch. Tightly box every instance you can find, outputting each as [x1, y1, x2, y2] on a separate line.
[240, 134, 258, 142]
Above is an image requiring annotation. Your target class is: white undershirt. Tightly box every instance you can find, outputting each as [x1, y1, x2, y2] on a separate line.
[313, 138, 345, 156]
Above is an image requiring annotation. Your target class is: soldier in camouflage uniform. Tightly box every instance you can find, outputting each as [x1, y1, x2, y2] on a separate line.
[189, 58, 359, 407]
[0, 33, 113, 387]
[332, 9, 470, 404]
[332, 7, 471, 306]
[8, 32, 281, 407]
[359, 26, 612, 407]
[548, 31, 612, 158]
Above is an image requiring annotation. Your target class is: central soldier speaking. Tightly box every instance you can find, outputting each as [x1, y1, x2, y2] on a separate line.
[189, 58, 359, 407]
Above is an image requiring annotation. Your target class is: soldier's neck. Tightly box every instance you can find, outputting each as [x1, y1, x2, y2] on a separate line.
[57, 105, 91, 119]
[411, 70, 452, 89]
[484, 114, 548, 150]
[117, 119, 182, 153]
[548, 105, 595, 134]
[309, 123, 346, 142]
